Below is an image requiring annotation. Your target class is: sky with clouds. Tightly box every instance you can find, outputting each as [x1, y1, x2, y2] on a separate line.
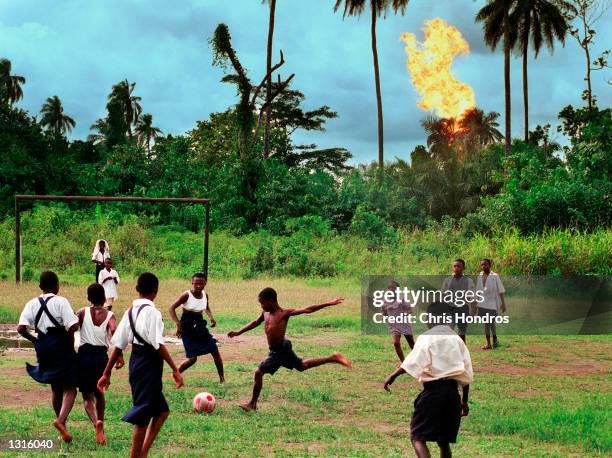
[1, 0, 610, 163]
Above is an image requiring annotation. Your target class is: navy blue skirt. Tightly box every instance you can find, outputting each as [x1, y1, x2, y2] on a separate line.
[77, 343, 109, 395]
[411, 379, 462, 443]
[122, 344, 169, 426]
[180, 311, 217, 358]
[26, 327, 78, 387]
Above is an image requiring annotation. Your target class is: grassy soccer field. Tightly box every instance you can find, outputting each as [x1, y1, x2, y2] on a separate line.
[0, 278, 610, 457]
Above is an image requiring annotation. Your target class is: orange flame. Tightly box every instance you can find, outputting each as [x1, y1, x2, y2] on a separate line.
[401, 18, 476, 120]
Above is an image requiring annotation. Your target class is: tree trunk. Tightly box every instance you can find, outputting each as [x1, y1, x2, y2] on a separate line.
[585, 45, 592, 110]
[263, 0, 276, 158]
[503, 8, 511, 156]
[371, 7, 384, 171]
[523, 38, 529, 142]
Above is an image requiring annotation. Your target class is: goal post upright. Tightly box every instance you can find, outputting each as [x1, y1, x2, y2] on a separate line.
[14, 194, 211, 284]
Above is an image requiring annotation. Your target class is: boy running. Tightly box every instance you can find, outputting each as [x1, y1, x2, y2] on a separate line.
[383, 302, 473, 458]
[168, 273, 225, 382]
[382, 280, 415, 362]
[17, 271, 79, 443]
[98, 272, 184, 458]
[227, 287, 352, 411]
[76, 283, 123, 444]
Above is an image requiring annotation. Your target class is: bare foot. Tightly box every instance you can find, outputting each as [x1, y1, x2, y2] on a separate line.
[239, 403, 256, 412]
[95, 420, 106, 445]
[52, 419, 72, 443]
[334, 352, 353, 369]
[482, 345, 493, 350]
[219, 377, 226, 385]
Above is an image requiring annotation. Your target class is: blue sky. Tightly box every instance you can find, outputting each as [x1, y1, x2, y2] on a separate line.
[1, 0, 610, 163]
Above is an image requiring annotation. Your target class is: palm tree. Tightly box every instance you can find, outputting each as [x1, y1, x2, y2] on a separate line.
[109, 79, 142, 139]
[476, 0, 517, 156]
[334, 0, 410, 170]
[0, 58, 26, 106]
[87, 118, 108, 145]
[39, 95, 76, 135]
[420, 115, 460, 161]
[459, 108, 504, 148]
[511, 0, 569, 141]
[135, 113, 162, 156]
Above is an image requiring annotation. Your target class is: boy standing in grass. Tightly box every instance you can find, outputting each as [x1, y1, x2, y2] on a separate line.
[98, 272, 184, 458]
[17, 271, 79, 443]
[382, 280, 415, 363]
[441, 259, 476, 343]
[97, 258, 119, 310]
[383, 302, 473, 458]
[227, 287, 352, 411]
[168, 273, 225, 382]
[76, 283, 124, 445]
[475, 258, 506, 350]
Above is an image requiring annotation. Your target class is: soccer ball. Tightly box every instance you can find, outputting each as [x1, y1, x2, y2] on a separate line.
[193, 392, 216, 413]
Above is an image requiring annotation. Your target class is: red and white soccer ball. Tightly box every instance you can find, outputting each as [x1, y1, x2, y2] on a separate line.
[193, 392, 216, 413]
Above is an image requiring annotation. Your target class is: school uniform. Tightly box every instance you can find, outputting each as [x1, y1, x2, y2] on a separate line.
[91, 240, 110, 281]
[180, 291, 217, 358]
[98, 268, 120, 300]
[475, 271, 506, 335]
[111, 299, 168, 426]
[19, 294, 79, 388]
[78, 307, 114, 395]
[441, 275, 476, 335]
[401, 325, 473, 443]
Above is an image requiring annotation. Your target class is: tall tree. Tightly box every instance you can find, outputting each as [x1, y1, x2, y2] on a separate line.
[135, 113, 162, 156]
[40, 95, 76, 135]
[0, 58, 26, 106]
[511, 0, 569, 141]
[109, 79, 142, 139]
[477, 0, 517, 156]
[334, 0, 410, 170]
[263, 0, 277, 158]
[561, 0, 610, 110]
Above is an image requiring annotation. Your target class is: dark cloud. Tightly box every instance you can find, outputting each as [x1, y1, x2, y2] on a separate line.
[1, 0, 610, 164]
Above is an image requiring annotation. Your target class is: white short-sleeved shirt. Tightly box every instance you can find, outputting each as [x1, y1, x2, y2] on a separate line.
[475, 271, 506, 311]
[92, 251, 111, 264]
[98, 268, 120, 299]
[401, 325, 474, 387]
[19, 294, 79, 334]
[111, 299, 164, 350]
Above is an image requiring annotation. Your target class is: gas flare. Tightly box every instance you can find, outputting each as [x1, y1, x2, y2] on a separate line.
[401, 18, 476, 120]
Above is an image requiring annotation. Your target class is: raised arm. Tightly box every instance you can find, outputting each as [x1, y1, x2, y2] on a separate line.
[168, 292, 189, 337]
[227, 312, 264, 338]
[288, 298, 344, 316]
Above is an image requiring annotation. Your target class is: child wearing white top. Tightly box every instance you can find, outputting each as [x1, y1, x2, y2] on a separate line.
[384, 302, 473, 458]
[98, 258, 119, 310]
[76, 283, 122, 445]
[91, 239, 110, 282]
[168, 273, 225, 382]
[475, 258, 507, 350]
[98, 272, 183, 458]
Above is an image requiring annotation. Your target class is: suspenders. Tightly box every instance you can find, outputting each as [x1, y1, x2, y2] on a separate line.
[128, 303, 152, 347]
[34, 296, 62, 333]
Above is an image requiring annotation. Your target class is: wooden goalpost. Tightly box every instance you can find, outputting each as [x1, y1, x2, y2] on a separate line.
[14, 195, 210, 283]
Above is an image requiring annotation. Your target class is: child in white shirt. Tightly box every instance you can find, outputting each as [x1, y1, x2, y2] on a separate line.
[98, 258, 120, 310]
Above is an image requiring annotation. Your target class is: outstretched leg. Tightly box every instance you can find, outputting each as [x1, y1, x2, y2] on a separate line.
[437, 442, 452, 458]
[300, 352, 352, 370]
[140, 411, 170, 457]
[411, 439, 431, 458]
[178, 357, 197, 373]
[392, 334, 405, 362]
[240, 368, 263, 412]
[211, 349, 225, 383]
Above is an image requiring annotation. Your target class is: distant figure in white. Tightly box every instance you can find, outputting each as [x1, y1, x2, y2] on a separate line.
[91, 240, 110, 282]
[98, 258, 120, 311]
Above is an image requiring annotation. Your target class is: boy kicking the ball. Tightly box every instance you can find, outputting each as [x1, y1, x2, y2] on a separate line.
[168, 273, 225, 383]
[98, 272, 184, 458]
[228, 287, 352, 411]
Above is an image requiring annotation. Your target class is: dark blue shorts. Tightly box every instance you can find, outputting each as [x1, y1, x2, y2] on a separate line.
[258, 339, 304, 375]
